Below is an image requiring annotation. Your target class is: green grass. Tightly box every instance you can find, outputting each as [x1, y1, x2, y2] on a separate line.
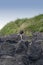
[0, 14, 43, 36]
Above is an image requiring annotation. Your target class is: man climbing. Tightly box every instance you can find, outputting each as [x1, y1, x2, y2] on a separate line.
[17, 30, 24, 41]
[19, 30, 24, 40]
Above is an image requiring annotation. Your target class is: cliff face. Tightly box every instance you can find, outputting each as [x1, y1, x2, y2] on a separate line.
[0, 32, 43, 65]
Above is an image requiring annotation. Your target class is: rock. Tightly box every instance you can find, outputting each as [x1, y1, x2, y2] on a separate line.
[0, 42, 16, 56]
[0, 32, 43, 65]
[35, 55, 43, 65]
[16, 41, 29, 54]
[28, 41, 42, 61]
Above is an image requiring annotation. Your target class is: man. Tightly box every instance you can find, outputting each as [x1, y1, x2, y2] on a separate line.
[17, 30, 24, 41]
[19, 30, 24, 40]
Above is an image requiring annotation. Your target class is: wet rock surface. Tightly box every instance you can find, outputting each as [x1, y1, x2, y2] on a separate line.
[0, 32, 43, 65]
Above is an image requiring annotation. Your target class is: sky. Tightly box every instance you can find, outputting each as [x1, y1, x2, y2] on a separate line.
[0, 0, 43, 29]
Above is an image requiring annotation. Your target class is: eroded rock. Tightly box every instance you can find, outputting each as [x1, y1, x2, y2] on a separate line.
[0, 32, 43, 65]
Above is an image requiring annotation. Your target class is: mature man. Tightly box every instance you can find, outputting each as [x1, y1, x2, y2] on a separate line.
[19, 30, 24, 40]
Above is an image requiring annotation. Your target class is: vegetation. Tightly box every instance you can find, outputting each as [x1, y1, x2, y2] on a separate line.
[0, 14, 43, 36]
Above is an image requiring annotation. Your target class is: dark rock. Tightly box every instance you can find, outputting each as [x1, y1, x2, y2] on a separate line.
[0, 42, 16, 56]
[22, 55, 29, 65]
[28, 41, 42, 61]
[35, 57, 43, 65]
[16, 41, 29, 54]
[0, 33, 43, 65]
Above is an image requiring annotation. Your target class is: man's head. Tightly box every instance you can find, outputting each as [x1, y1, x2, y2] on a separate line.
[19, 30, 24, 34]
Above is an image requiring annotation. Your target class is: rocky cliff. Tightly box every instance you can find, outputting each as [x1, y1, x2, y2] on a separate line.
[0, 32, 43, 65]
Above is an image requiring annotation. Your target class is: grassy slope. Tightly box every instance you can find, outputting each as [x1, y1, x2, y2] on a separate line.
[0, 14, 43, 36]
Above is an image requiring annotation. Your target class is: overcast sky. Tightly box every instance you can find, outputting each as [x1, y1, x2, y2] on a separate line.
[0, 0, 43, 29]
